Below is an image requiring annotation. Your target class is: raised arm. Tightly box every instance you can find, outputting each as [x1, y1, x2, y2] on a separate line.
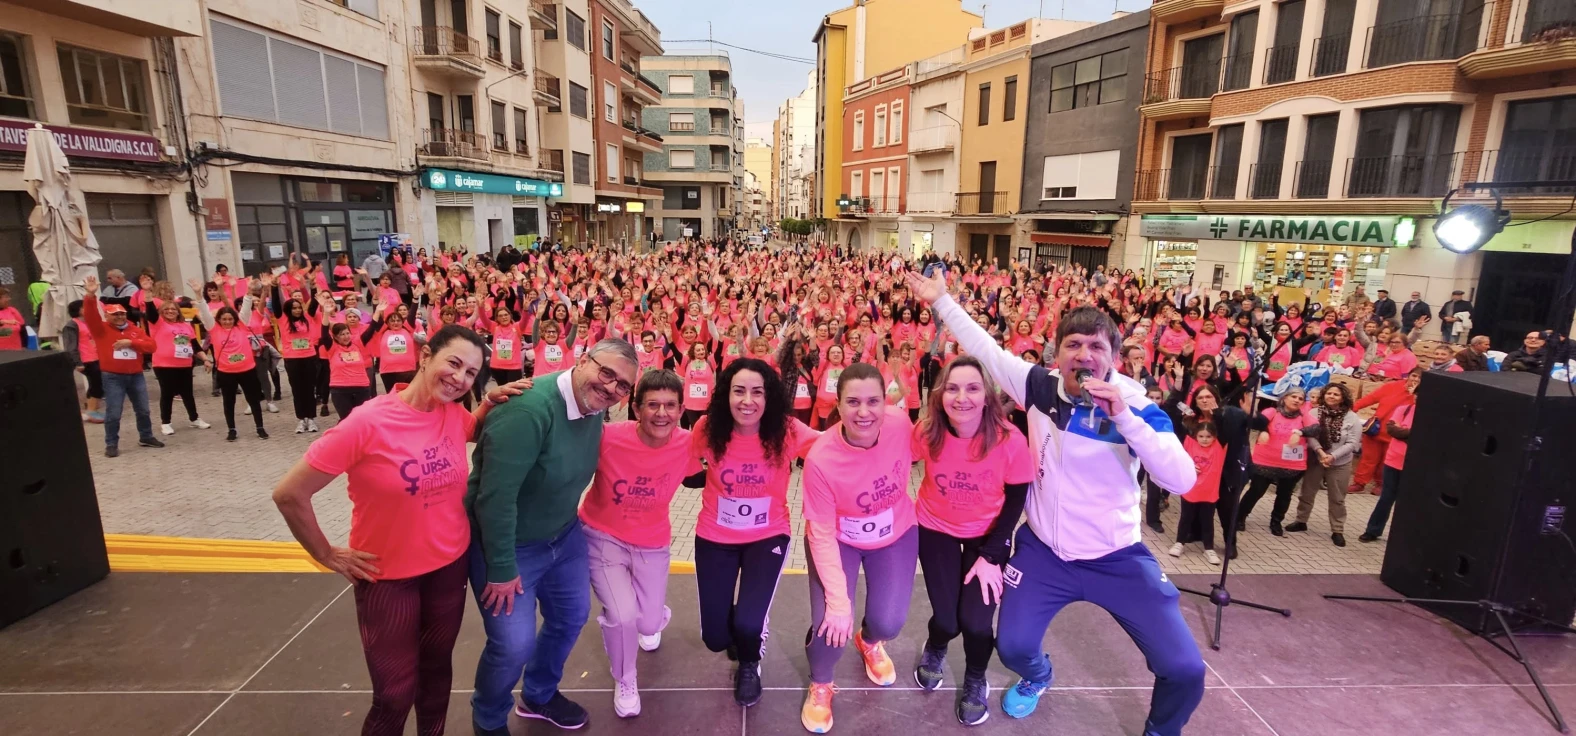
[906, 270, 1032, 408]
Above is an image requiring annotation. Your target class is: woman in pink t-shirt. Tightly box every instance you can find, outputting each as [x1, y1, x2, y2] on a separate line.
[274, 325, 531, 736]
[577, 370, 702, 718]
[1238, 389, 1318, 536]
[686, 358, 819, 708]
[195, 294, 268, 441]
[148, 286, 213, 437]
[361, 300, 419, 391]
[679, 341, 715, 428]
[909, 357, 1033, 723]
[799, 363, 919, 733]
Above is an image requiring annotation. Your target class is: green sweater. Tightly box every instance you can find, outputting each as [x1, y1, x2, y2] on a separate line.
[465, 372, 603, 583]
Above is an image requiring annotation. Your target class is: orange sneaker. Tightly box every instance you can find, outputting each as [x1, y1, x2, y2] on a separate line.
[801, 682, 837, 733]
[854, 630, 896, 686]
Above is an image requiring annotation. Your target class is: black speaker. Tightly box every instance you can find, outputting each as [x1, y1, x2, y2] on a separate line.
[0, 350, 110, 629]
[1380, 370, 1576, 633]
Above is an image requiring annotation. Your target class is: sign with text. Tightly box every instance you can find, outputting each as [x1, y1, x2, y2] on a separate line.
[1141, 214, 1402, 247]
[0, 120, 162, 162]
[422, 168, 563, 198]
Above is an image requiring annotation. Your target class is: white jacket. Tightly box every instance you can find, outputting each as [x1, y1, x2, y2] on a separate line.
[932, 295, 1197, 561]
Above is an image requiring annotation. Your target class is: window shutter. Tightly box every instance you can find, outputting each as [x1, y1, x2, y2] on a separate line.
[210, 20, 276, 122]
[269, 37, 328, 130]
[323, 55, 361, 135]
[357, 65, 389, 139]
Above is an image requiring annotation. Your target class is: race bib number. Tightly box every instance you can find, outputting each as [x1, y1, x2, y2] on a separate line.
[717, 496, 769, 530]
[726, 344, 740, 357]
[341, 350, 362, 364]
[1281, 443, 1306, 462]
[1269, 360, 1286, 372]
[1234, 359, 1249, 371]
[290, 337, 310, 351]
[226, 352, 246, 364]
[496, 338, 513, 360]
[689, 382, 709, 399]
[573, 343, 586, 359]
[173, 336, 194, 359]
[823, 369, 842, 394]
[544, 344, 563, 362]
[386, 334, 408, 355]
[1327, 353, 1346, 366]
[886, 380, 901, 397]
[113, 346, 137, 361]
[838, 508, 895, 544]
[795, 381, 810, 399]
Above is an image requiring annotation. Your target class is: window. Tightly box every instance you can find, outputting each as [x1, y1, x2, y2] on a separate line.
[1350, 103, 1461, 196]
[668, 112, 694, 131]
[1049, 48, 1126, 112]
[1252, 119, 1289, 198]
[508, 21, 524, 69]
[513, 107, 528, 152]
[870, 169, 886, 208]
[606, 143, 619, 182]
[602, 21, 615, 60]
[1003, 76, 1017, 121]
[977, 83, 991, 126]
[890, 101, 903, 144]
[670, 148, 696, 168]
[668, 74, 694, 95]
[887, 166, 901, 205]
[1265, 1, 1304, 85]
[1498, 95, 1576, 186]
[565, 10, 586, 51]
[1211, 123, 1244, 198]
[1222, 11, 1257, 91]
[873, 105, 887, 147]
[1313, 0, 1356, 76]
[603, 80, 616, 122]
[1041, 150, 1120, 200]
[0, 33, 32, 118]
[1168, 134, 1213, 200]
[852, 110, 865, 151]
[485, 9, 502, 62]
[568, 82, 588, 118]
[850, 170, 863, 199]
[210, 20, 389, 139]
[57, 45, 151, 131]
[1296, 112, 1338, 198]
[572, 150, 591, 183]
[491, 100, 507, 150]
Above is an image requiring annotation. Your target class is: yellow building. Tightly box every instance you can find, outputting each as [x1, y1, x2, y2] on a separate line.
[813, 0, 980, 220]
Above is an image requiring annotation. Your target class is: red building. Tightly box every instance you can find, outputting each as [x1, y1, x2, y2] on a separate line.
[835, 65, 911, 251]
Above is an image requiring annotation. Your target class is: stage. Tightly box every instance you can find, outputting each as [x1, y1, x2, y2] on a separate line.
[2, 572, 1573, 735]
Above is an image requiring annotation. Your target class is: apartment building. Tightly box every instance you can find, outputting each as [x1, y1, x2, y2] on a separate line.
[1129, 0, 1574, 346]
[813, 0, 981, 220]
[731, 95, 746, 233]
[529, 0, 598, 244]
[903, 47, 968, 257]
[585, 0, 662, 249]
[641, 53, 739, 240]
[743, 137, 772, 210]
[834, 64, 911, 252]
[0, 0, 204, 300]
[1019, 10, 1151, 272]
[774, 73, 816, 220]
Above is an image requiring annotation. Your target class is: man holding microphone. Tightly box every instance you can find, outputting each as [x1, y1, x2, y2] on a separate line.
[906, 270, 1203, 735]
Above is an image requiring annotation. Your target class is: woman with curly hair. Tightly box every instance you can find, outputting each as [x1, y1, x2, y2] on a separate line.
[1284, 382, 1364, 547]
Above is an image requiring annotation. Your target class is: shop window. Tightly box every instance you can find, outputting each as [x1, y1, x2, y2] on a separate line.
[297, 181, 344, 202]
[58, 45, 150, 131]
[0, 33, 33, 119]
[236, 204, 290, 267]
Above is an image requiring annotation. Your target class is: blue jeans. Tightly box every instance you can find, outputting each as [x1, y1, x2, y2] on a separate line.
[101, 371, 153, 449]
[996, 527, 1205, 736]
[467, 520, 590, 730]
[1364, 465, 1404, 538]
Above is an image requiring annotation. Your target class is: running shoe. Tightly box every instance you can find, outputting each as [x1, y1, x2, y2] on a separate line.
[958, 673, 990, 726]
[800, 682, 836, 733]
[307, 419, 319, 433]
[516, 692, 588, 730]
[138, 437, 165, 448]
[914, 645, 946, 690]
[734, 660, 762, 707]
[1002, 678, 1048, 719]
[295, 419, 307, 434]
[242, 404, 251, 415]
[257, 427, 270, 440]
[191, 418, 211, 429]
[1204, 550, 1221, 566]
[854, 630, 896, 686]
[266, 401, 279, 413]
[639, 631, 662, 652]
[1167, 543, 1184, 557]
[161, 423, 175, 436]
[226, 429, 238, 442]
[84, 411, 104, 424]
[613, 675, 640, 718]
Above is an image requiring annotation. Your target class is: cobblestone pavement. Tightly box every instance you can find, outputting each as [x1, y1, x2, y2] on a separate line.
[84, 372, 1388, 575]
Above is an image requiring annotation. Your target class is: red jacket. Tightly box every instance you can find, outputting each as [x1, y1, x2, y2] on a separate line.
[83, 293, 155, 374]
[1354, 380, 1416, 440]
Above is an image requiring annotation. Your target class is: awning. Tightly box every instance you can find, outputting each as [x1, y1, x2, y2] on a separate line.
[1030, 233, 1111, 247]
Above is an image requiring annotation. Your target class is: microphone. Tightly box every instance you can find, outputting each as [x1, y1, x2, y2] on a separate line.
[1072, 368, 1099, 429]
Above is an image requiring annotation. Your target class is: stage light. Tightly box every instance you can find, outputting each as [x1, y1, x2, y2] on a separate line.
[1433, 189, 1509, 254]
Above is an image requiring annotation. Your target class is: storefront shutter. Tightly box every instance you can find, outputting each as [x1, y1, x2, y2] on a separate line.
[434, 192, 474, 206]
[323, 55, 361, 136]
[210, 20, 276, 122]
[270, 37, 329, 131]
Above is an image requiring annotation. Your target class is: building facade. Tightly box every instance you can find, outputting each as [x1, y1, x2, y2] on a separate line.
[1129, 0, 1574, 347]
[743, 137, 772, 216]
[835, 64, 911, 253]
[641, 53, 738, 240]
[586, 0, 663, 249]
[533, 0, 599, 244]
[774, 72, 816, 221]
[1019, 10, 1150, 272]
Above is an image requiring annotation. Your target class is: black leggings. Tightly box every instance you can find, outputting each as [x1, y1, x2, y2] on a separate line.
[917, 526, 997, 679]
[153, 366, 199, 424]
[1238, 471, 1305, 527]
[694, 534, 789, 666]
[283, 357, 319, 420]
[490, 367, 523, 387]
[216, 369, 265, 430]
[330, 385, 375, 420]
[315, 356, 331, 407]
[681, 408, 705, 429]
[381, 370, 417, 392]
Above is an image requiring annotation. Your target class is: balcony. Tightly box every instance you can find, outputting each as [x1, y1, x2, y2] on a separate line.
[1134, 168, 1208, 201]
[534, 72, 561, 109]
[1345, 154, 1456, 198]
[9, 0, 202, 37]
[838, 196, 892, 216]
[908, 125, 958, 153]
[1151, 0, 1227, 24]
[955, 191, 1010, 216]
[669, 121, 696, 132]
[411, 27, 485, 79]
[906, 191, 955, 213]
[1210, 165, 1239, 199]
[530, 2, 558, 31]
[1460, 0, 1576, 78]
[1249, 162, 1283, 199]
[1363, 9, 1484, 69]
[1219, 51, 1254, 92]
[1263, 44, 1299, 84]
[1140, 64, 1219, 120]
[539, 149, 566, 180]
[1293, 159, 1334, 199]
[420, 128, 488, 162]
[1454, 148, 1576, 193]
[1310, 33, 1351, 77]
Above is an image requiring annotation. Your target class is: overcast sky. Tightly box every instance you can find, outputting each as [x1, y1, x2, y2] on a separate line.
[634, 0, 1153, 140]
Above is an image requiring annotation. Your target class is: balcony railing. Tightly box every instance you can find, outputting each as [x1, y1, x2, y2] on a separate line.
[540, 149, 565, 173]
[1209, 164, 1238, 199]
[906, 191, 954, 213]
[1364, 9, 1484, 68]
[1249, 162, 1284, 199]
[623, 175, 640, 185]
[637, 127, 663, 142]
[1518, 0, 1576, 43]
[535, 72, 561, 108]
[1220, 51, 1254, 92]
[1293, 159, 1333, 198]
[1143, 61, 1222, 104]
[621, 119, 638, 133]
[1263, 43, 1299, 84]
[1310, 33, 1351, 76]
[908, 124, 958, 152]
[620, 59, 637, 75]
[421, 128, 488, 161]
[669, 121, 695, 132]
[638, 75, 662, 94]
[956, 191, 1009, 215]
[1455, 148, 1576, 193]
[411, 26, 481, 61]
[530, 2, 559, 30]
[840, 196, 902, 215]
[1346, 154, 1456, 197]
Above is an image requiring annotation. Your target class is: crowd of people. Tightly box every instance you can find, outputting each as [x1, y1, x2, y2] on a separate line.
[10, 235, 1558, 734]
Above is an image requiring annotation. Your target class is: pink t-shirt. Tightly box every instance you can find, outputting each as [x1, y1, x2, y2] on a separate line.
[151, 318, 199, 368]
[326, 340, 371, 387]
[691, 415, 820, 544]
[1251, 408, 1312, 471]
[1384, 403, 1415, 470]
[682, 358, 715, 412]
[914, 421, 1035, 539]
[374, 326, 418, 373]
[802, 406, 917, 550]
[490, 323, 524, 370]
[304, 390, 475, 579]
[277, 314, 321, 359]
[208, 324, 257, 373]
[0, 306, 23, 349]
[1318, 344, 1363, 369]
[579, 421, 702, 549]
[1369, 349, 1418, 380]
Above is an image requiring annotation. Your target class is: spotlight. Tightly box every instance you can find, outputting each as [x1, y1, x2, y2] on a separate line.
[1433, 189, 1509, 254]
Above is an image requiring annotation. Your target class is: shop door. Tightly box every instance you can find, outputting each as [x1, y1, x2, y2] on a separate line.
[0, 193, 38, 303]
[301, 210, 349, 264]
[968, 233, 989, 261]
[1474, 251, 1566, 351]
[86, 195, 161, 280]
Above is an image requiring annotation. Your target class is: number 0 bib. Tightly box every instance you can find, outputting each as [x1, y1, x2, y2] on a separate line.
[1281, 443, 1306, 462]
[689, 382, 709, 399]
[838, 508, 895, 545]
[717, 495, 770, 530]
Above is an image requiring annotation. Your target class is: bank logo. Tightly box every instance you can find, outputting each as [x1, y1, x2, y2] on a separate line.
[429, 171, 447, 189]
[1209, 217, 1229, 238]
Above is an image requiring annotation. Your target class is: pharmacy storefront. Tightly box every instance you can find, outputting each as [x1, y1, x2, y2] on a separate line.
[1139, 214, 1417, 302]
[418, 168, 563, 255]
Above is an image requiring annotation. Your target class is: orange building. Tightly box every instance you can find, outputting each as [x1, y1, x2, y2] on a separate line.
[834, 65, 912, 251]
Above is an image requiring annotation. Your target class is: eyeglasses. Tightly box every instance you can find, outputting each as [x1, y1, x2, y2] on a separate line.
[587, 353, 635, 397]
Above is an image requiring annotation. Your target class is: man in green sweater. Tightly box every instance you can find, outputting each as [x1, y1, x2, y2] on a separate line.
[465, 339, 639, 734]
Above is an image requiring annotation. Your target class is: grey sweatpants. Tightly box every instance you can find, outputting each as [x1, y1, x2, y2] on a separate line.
[806, 525, 919, 683]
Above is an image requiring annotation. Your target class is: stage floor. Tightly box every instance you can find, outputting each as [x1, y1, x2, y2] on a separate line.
[3, 572, 1573, 735]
